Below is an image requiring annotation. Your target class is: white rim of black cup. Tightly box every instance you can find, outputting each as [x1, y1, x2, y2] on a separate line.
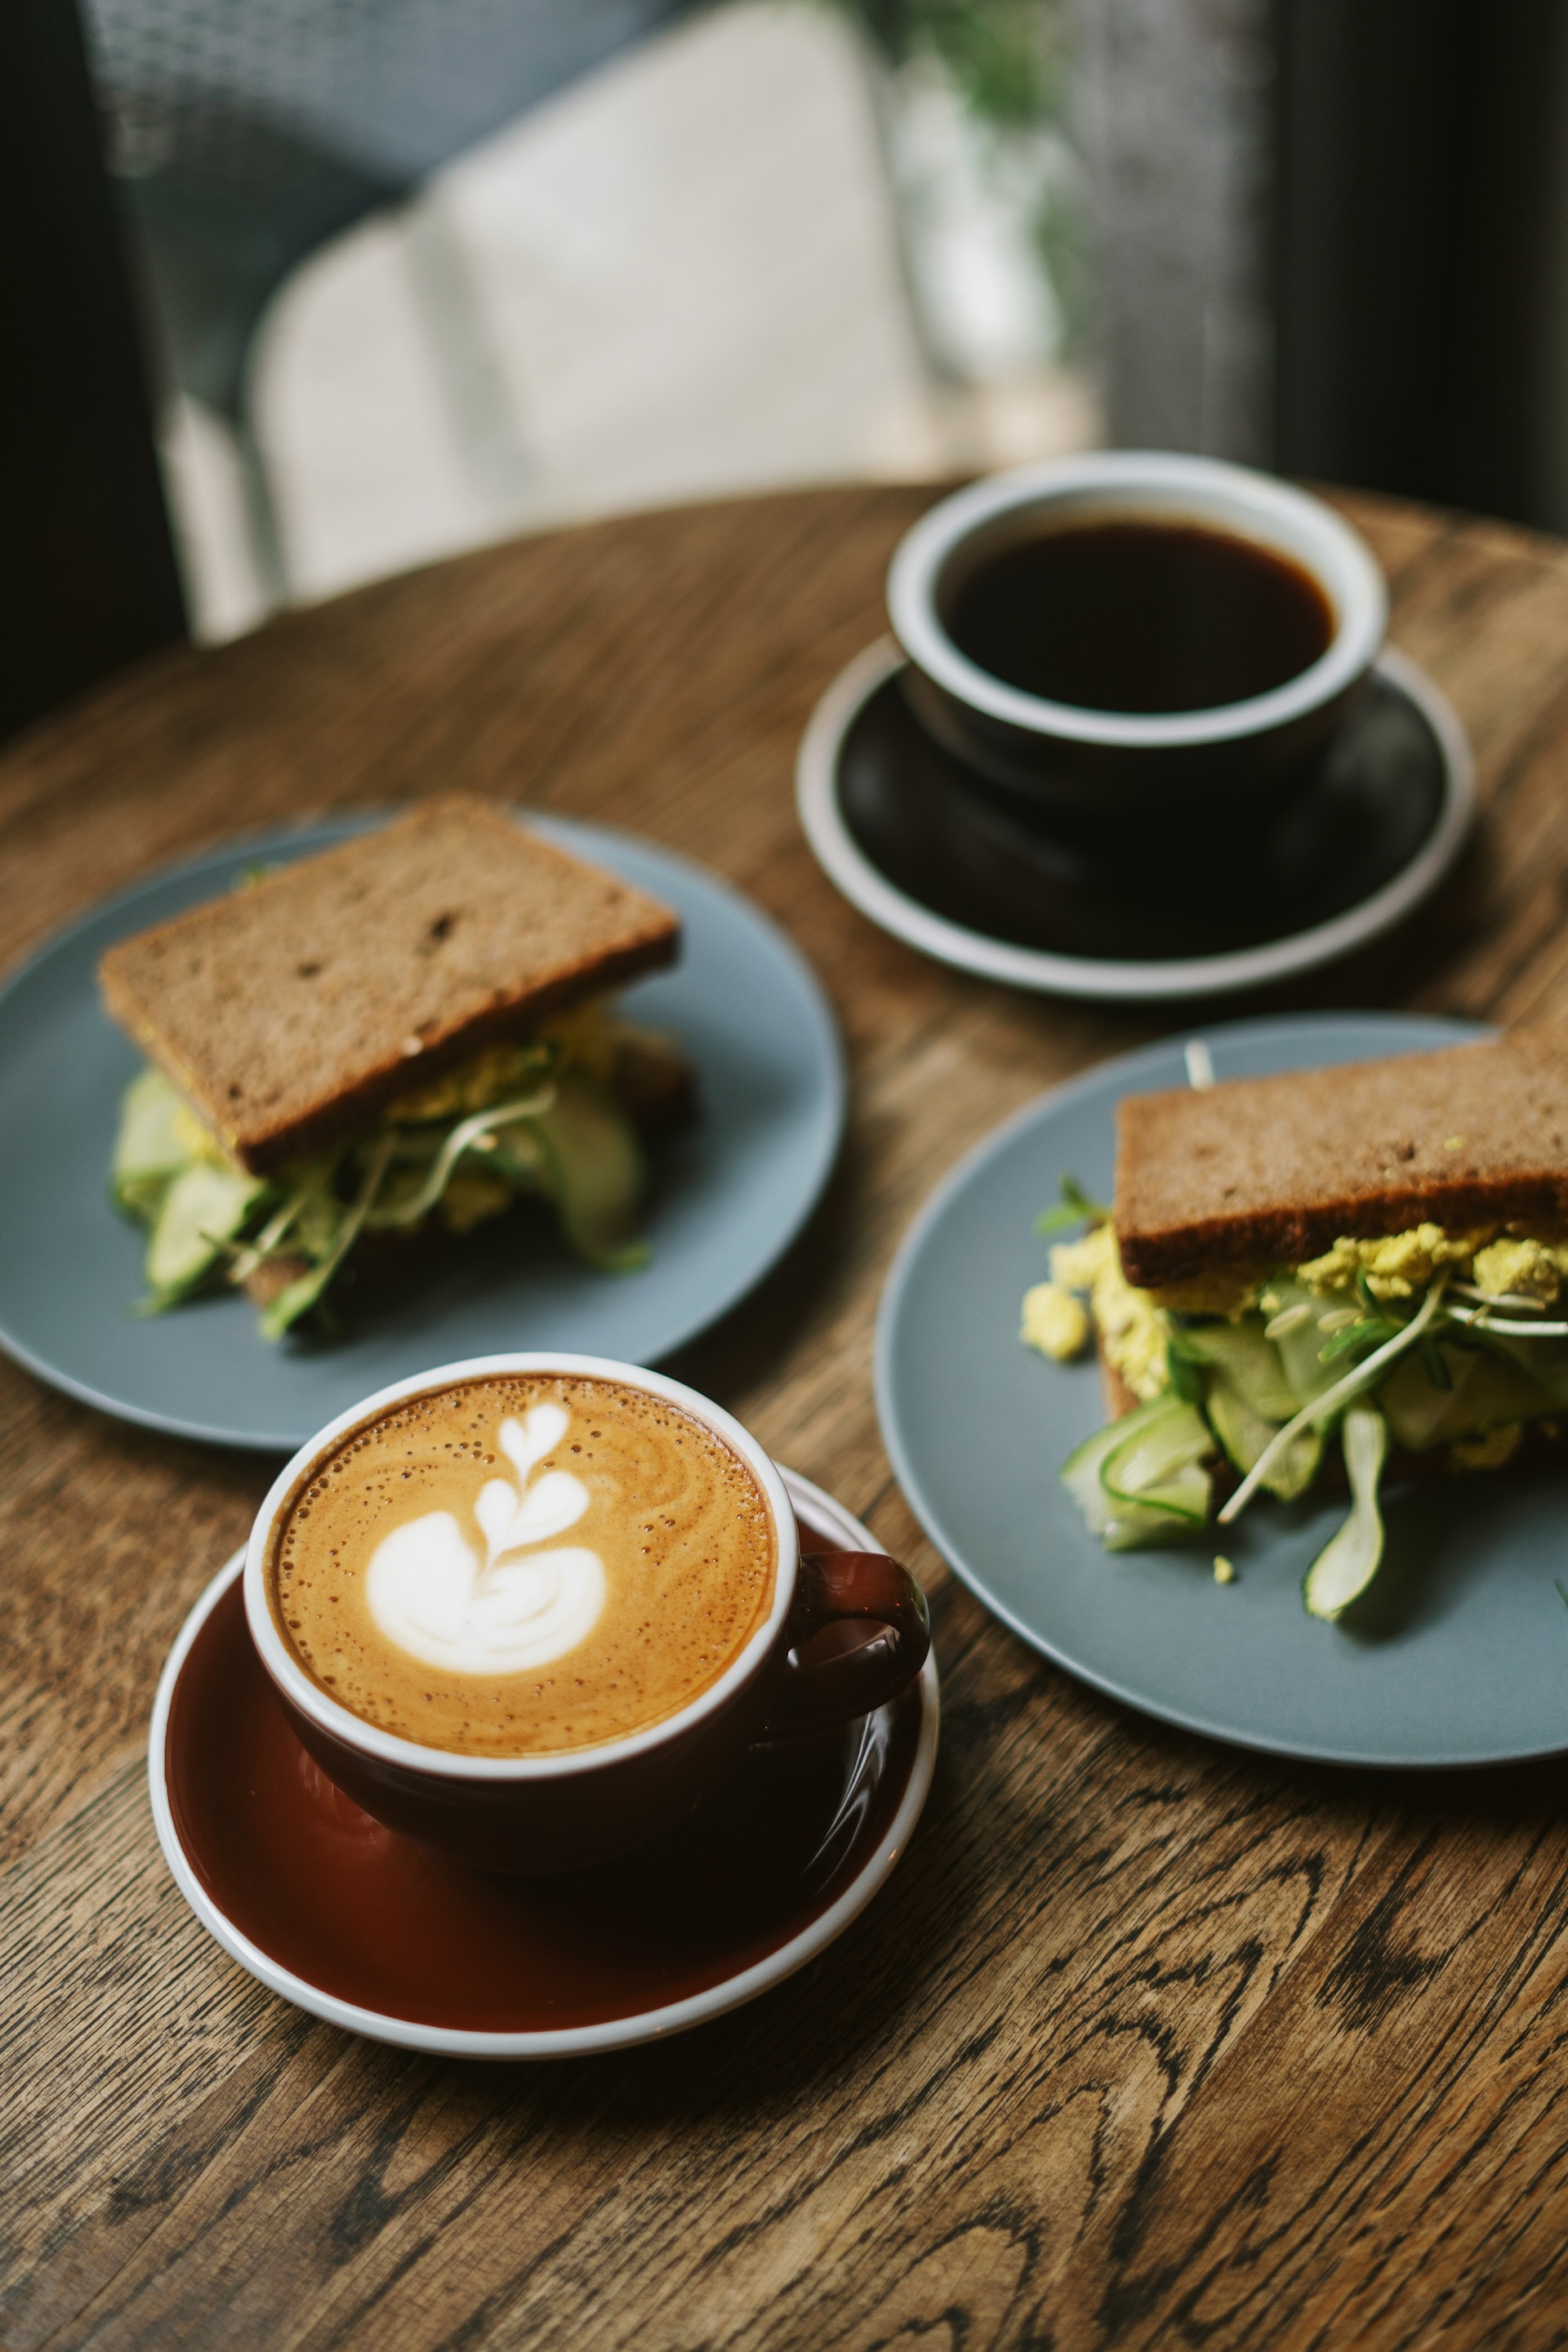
[243, 1350, 798, 1784]
[887, 449, 1389, 750]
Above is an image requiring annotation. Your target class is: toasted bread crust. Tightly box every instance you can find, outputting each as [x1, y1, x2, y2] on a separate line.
[98, 797, 680, 1174]
[1114, 1030, 1568, 1289]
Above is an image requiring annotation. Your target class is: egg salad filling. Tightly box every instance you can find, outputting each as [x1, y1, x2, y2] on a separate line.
[111, 1000, 675, 1340]
[1022, 1185, 1568, 1620]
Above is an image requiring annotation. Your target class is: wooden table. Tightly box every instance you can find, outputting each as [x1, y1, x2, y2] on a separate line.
[7, 484, 1568, 2350]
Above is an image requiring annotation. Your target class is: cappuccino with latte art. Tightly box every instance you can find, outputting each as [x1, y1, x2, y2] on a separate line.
[268, 1372, 777, 1756]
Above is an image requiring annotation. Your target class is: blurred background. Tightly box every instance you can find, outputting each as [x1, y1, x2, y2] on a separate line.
[9, 0, 1568, 728]
[90, 0, 1100, 643]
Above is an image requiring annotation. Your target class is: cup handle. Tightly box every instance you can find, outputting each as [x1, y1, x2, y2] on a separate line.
[759, 1550, 931, 1736]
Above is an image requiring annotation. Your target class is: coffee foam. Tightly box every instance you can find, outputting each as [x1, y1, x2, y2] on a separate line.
[365, 1403, 606, 1676]
[270, 1375, 777, 1757]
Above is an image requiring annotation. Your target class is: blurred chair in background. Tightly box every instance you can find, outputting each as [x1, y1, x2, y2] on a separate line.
[105, 0, 1073, 637]
[21, 0, 1567, 743]
[83, 0, 689, 599]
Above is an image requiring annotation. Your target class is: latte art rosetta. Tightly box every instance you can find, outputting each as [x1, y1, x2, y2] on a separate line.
[269, 1371, 778, 1755]
[366, 1405, 606, 1673]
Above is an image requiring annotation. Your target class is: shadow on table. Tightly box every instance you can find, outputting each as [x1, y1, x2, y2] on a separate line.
[460, 1744, 978, 2122]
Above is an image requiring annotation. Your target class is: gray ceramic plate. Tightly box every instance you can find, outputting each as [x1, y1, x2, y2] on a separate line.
[877, 1011, 1568, 1768]
[0, 813, 843, 1452]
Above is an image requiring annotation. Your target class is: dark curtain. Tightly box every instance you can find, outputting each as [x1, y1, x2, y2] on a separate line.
[0, 0, 185, 747]
[1275, 0, 1568, 533]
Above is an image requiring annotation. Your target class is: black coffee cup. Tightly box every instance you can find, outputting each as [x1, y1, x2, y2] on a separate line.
[886, 451, 1388, 826]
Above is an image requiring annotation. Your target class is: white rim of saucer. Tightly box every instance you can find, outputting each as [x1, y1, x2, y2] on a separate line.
[795, 637, 1474, 1004]
[886, 451, 1388, 748]
[147, 1469, 941, 2060]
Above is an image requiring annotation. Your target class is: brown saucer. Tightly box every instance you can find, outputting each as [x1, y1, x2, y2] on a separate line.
[149, 1471, 939, 2057]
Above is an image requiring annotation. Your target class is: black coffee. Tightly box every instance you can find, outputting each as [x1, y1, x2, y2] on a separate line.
[947, 519, 1334, 715]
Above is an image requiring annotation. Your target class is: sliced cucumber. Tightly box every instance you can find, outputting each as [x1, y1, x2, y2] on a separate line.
[488, 1120, 547, 1193]
[1062, 1411, 1189, 1548]
[1471, 1328, 1568, 1413]
[1265, 1281, 1350, 1406]
[260, 1136, 394, 1340]
[1098, 1481, 1210, 1551]
[1377, 1341, 1551, 1451]
[1221, 1278, 1448, 1528]
[529, 1071, 648, 1269]
[1265, 1426, 1325, 1503]
[364, 1089, 555, 1232]
[1062, 1414, 1142, 1539]
[145, 1164, 268, 1299]
[1207, 1381, 1324, 1500]
[1102, 1396, 1213, 1520]
[1062, 1395, 1213, 1552]
[113, 1067, 191, 1218]
[1303, 1404, 1388, 1620]
[1178, 1319, 1298, 1421]
[1165, 1338, 1208, 1403]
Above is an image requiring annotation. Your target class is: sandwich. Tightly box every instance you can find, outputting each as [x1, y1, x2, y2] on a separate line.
[99, 796, 693, 1339]
[1022, 1031, 1568, 1618]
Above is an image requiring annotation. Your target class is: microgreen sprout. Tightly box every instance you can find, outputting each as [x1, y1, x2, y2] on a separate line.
[1035, 1174, 1111, 1236]
[1218, 1276, 1450, 1526]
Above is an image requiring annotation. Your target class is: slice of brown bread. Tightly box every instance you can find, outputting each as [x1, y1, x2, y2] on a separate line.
[99, 796, 680, 1174]
[1115, 1029, 1568, 1288]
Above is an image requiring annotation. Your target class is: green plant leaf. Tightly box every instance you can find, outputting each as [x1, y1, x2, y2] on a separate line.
[1035, 1174, 1110, 1236]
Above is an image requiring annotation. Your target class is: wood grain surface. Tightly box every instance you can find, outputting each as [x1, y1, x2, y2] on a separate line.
[6, 484, 1568, 2350]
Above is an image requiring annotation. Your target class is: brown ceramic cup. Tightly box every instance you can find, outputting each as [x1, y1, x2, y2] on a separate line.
[243, 1352, 929, 1875]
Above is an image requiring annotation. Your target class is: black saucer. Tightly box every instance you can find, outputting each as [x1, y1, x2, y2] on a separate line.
[796, 644, 1472, 999]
